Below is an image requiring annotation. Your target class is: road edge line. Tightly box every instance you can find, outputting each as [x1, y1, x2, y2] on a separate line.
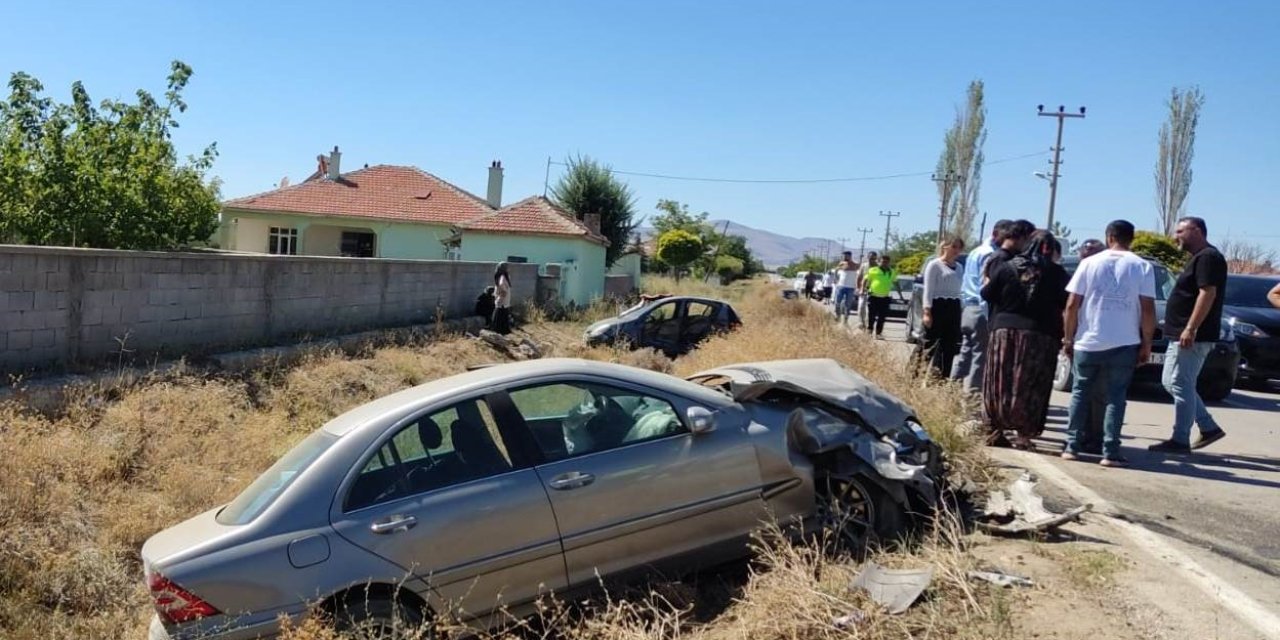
[998, 449, 1280, 640]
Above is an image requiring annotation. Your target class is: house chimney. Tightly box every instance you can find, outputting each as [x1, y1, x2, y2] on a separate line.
[327, 146, 341, 180]
[583, 213, 601, 236]
[486, 160, 503, 208]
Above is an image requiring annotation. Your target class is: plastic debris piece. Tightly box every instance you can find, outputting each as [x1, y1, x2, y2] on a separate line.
[850, 562, 934, 614]
[978, 472, 1092, 535]
[968, 570, 1035, 588]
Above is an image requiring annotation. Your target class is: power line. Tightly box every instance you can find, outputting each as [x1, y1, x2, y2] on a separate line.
[546, 150, 1049, 185]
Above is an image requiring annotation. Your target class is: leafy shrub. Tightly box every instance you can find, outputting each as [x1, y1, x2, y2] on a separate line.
[1132, 231, 1186, 272]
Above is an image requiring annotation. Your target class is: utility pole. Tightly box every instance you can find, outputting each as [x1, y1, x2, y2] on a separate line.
[1037, 104, 1086, 229]
[976, 211, 988, 244]
[856, 227, 873, 262]
[879, 210, 900, 254]
[932, 171, 963, 241]
[836, 236, 849, 256]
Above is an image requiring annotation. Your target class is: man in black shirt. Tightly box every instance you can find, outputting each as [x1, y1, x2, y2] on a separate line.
[1149, 216, 1228, 453]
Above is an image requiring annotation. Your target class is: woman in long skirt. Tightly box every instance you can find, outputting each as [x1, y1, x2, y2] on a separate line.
[492, 262, 513, 335]
[981, 227, 1069, 449]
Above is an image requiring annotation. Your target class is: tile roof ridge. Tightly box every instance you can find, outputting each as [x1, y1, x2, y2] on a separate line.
[223, 163, 382, 205]
[408, 166, 496, 213]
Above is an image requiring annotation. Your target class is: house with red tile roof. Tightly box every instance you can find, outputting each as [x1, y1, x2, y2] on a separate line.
[219, 148, 612, 304]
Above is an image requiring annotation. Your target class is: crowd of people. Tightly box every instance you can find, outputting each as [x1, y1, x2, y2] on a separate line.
[820, 215, 1273, 467]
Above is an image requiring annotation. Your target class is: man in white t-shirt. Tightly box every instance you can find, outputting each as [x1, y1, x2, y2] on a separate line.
[1060, 220, 1156, 467]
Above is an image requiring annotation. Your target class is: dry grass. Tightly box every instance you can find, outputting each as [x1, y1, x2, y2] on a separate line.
[0, 274, 994, 639]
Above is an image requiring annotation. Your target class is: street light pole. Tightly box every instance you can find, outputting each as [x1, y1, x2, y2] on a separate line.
[1037, 104, 1086, 229]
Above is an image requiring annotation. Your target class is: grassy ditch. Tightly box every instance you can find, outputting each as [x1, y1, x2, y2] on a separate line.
[0, 276, 997, 639]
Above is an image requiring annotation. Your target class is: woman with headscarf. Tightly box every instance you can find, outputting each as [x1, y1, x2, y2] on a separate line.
[492, 262, 513, 334]
[981, 228, 1069, 449]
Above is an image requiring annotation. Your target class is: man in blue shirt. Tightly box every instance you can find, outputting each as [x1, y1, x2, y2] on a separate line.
[950, 219, 1011, 395]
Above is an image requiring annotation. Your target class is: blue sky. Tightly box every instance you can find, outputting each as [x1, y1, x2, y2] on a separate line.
[5, 0, 1279, 253]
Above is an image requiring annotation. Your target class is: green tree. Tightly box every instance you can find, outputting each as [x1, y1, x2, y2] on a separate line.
[714, 255, 745, 284]
[1155, 86, 1205, 235]
[897, 251, 932, 276]
[656, 229, 703, 282]
[1132, 230, 1186, 272]
[550, 155, 638, 267]
[935, 80, 987, 242]
[0, 61, 221, 249]
[651, 199, 711, 237]
[779, 254, 834, 278]
[887, 230, 941, 263]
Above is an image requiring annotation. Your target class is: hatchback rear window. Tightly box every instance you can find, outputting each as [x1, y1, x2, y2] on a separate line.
[217, 430, 337, 525]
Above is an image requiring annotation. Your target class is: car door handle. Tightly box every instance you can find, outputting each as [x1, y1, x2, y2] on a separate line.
[548, 472, 595, 490]
[370, 515, 417, 534]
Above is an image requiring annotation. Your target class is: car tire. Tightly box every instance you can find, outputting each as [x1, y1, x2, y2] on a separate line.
[1052, 353, 1073, 392]
[1198, 376, 1234, 403]
[333, 595, 429, 640]
[814, 475, 906, 556]
[904, 307, 918, 344]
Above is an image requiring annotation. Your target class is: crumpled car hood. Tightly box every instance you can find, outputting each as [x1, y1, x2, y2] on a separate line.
[688, 358, 917, 434]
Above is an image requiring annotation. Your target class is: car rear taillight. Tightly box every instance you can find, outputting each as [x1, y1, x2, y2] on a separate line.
[148, 571, 220, 624]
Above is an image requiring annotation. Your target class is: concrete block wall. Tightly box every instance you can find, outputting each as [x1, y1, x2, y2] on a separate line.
[0, 246, 536, 374]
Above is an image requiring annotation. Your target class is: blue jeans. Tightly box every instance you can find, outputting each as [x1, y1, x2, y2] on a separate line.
[1065, 345, 1139, 459]
[950, 305, 988, 394]
[1161, 342, 1222, 445]
[834, 287, 856, 320]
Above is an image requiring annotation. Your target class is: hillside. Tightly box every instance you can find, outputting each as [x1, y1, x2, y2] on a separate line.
[641, 219, 860, 268]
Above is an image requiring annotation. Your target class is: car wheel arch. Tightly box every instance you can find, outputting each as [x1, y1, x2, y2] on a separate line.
[318, 581, 433, 628]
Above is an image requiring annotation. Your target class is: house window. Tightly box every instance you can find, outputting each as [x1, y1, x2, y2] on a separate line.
[341, 231, 376, 257]
[268, 227, 298, 255]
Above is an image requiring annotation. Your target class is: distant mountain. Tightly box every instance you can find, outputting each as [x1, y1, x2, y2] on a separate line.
[640, 219, 860, 269]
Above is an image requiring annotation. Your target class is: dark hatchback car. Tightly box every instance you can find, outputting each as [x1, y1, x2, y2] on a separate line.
[905, 254, 1240, 400]
[585, 295, 741, 357]
[1222, 274, 1280, 386]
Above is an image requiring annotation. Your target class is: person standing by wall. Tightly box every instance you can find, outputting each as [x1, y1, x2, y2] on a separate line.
[951, 220, 1012, 395]
[1149, 216, 1229, 453]
[981, 228, 1069, 450]
[864, 254, 897, 339]
[492, 262, 513, 335]
[833, 251, 859, 324]
[1061, 221, 1156, 467]
[922, 237, 966, 378]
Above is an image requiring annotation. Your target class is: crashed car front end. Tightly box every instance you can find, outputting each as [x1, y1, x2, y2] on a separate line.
[687, 359, 943, 519]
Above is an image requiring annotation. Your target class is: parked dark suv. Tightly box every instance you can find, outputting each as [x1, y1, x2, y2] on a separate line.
[585, 295, 742, 357]
[905, 254, 1240, 400]
[1222, 274, 1280, 387]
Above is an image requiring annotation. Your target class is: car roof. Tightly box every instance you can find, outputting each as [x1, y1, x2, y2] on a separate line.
[1227, 273, 1280, 282]
[320, 357, 730, 437]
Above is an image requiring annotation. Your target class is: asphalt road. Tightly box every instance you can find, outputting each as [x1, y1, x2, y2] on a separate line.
[851, 307, 1280, 618]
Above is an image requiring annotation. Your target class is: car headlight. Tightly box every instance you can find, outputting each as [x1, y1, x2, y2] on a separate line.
[1228, 318, 1264, 339]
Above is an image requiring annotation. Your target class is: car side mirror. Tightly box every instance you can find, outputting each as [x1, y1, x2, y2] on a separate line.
[687, 406, 716, 435]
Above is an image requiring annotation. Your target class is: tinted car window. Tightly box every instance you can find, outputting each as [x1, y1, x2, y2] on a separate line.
[509, 382, 686, 461]
[1224, 276, 1280, 308]
[345, 398, 513, 511]
[218, 430, 337, 525]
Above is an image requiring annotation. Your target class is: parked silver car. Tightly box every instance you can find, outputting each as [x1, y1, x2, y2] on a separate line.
[142, 358, 940, 639]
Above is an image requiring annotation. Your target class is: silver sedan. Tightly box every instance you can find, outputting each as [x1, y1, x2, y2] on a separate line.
[142, 358, 939, 639]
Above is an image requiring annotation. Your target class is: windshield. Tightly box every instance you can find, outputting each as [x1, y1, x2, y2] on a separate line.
[217, 430, 337, 525]
[1225, 276, 1280, 308]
